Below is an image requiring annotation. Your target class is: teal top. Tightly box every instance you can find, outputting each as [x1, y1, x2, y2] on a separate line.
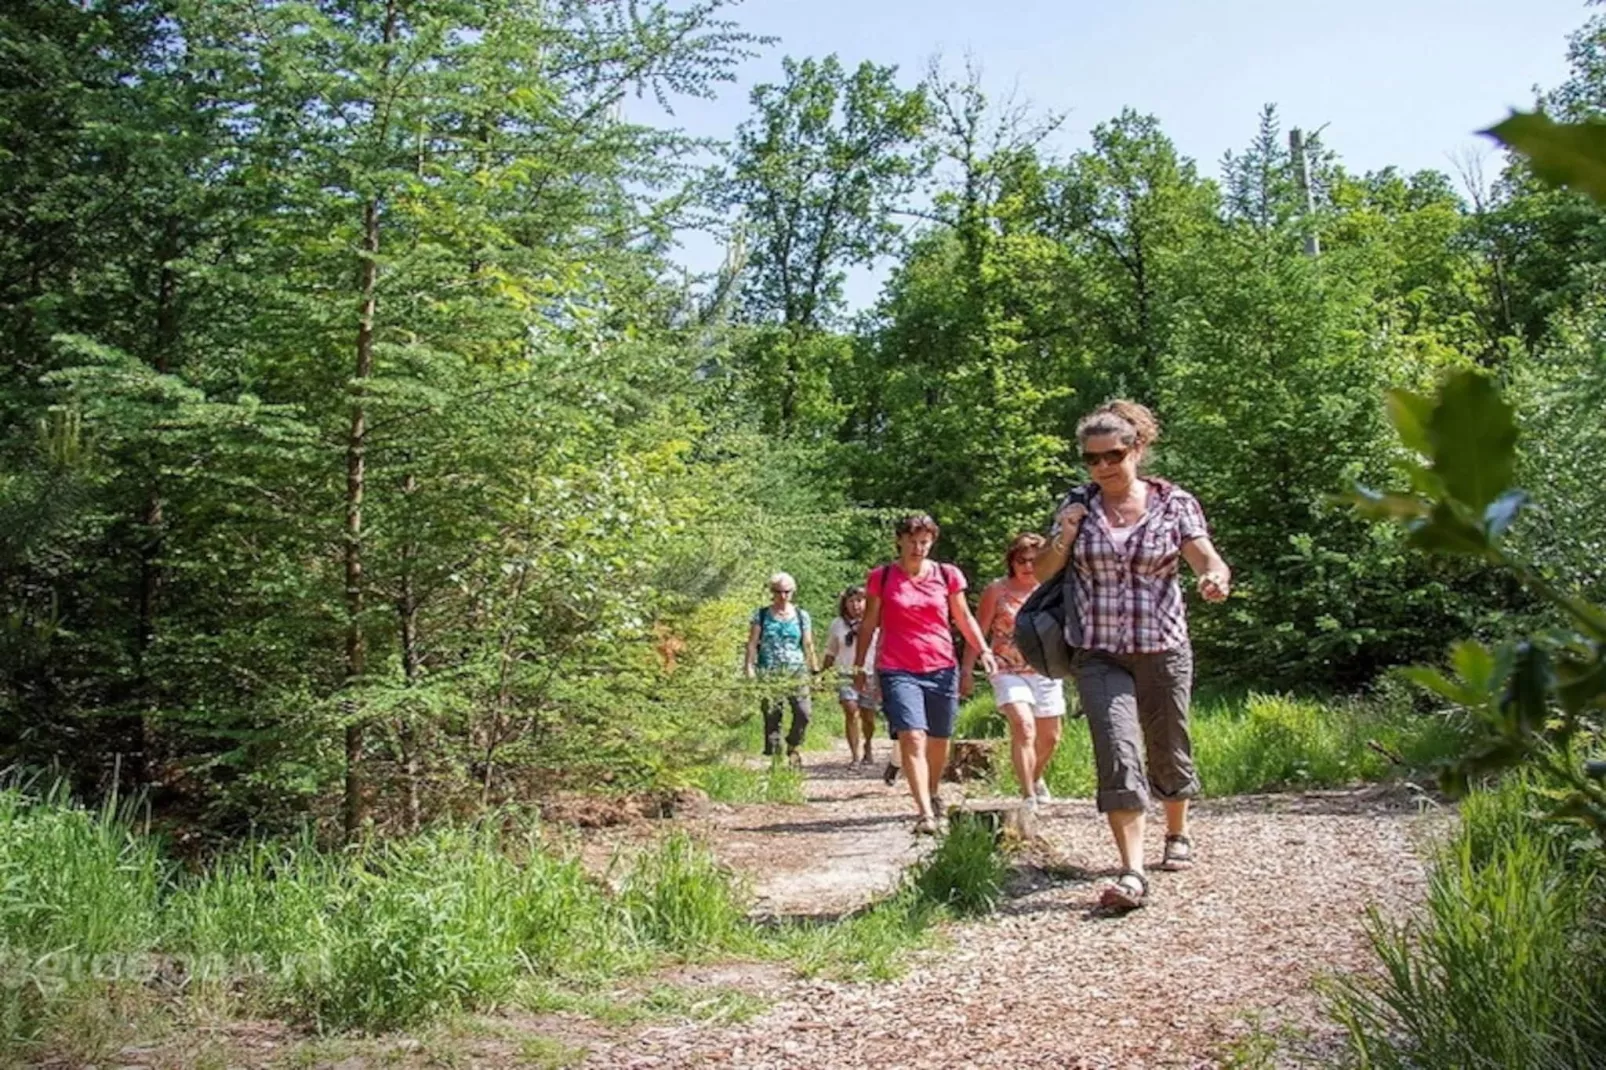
[750, 606, 811, 674]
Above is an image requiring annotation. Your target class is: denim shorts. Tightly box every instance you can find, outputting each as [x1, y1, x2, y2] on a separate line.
[878, 667, 959, 738]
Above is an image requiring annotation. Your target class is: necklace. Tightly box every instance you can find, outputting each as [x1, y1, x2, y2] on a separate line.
[1103, 490, 1147, 528]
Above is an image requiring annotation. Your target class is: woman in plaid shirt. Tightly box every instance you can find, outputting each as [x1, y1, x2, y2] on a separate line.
[1034, 400, 1232, 911]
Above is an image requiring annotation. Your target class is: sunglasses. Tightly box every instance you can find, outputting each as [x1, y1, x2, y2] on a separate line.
[771, 586, 795, 594]
[1081, 447, 1131, 468]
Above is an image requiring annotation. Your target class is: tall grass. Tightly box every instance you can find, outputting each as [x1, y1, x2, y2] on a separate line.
[615, 833, 749, 954]
[0, 782, 167, 1058]
[1328, 776, 1606, 1069]
[912, 814, 1008, 916]
[0, 786, 781, 1047]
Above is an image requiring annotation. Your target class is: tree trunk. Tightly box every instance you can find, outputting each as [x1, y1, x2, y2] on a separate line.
[397, 469, 422, 834]
[342, 0, 398, 842]
[344, 194, 380, 840]
[124, 218, 183, 786]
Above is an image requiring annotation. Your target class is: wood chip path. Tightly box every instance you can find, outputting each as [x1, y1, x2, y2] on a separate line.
[571, 741, 1442, 1069]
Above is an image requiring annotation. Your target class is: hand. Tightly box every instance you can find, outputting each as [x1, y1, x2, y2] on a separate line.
[959, 669, 974, 699]
[979, 650, 1000, 676]
[1053, 498, 1092, 533]
[744, 664, 756, 680]
[1198, 572, 1230, 603]
[853, 668, 868, 693]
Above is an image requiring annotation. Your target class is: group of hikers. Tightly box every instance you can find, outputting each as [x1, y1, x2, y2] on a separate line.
[742, 399, 1233, 911]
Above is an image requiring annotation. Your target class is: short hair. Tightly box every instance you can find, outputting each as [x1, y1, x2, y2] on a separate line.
[1076, 398, 1161, 450]
[1005, 532, 1045, 577]
[893, 513, 940, 539]
[767, 571, 796, 592]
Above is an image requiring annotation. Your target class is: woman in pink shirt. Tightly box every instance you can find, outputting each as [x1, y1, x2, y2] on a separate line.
[854, 514, 996, 835]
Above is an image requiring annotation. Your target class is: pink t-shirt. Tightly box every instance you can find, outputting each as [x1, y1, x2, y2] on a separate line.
[867, 561, 968, 673]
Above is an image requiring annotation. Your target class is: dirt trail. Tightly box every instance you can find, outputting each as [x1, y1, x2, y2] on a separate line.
[579, 740, 1442, 1069]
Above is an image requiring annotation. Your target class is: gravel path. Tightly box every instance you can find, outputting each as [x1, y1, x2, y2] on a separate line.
[580, 742, 1441, 1069]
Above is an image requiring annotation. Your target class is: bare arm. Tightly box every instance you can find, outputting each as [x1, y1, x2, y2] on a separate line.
[743, 620, 761, 678]
[803, 622, 819, 674]
[820, 628, 840, 673]
[1034, 502, 1088, 584]
[950, 589, 998, 676]
[961, 582, 1000, 678]
[1181, 536, 1231, 602]
[852, 597, 882, 689]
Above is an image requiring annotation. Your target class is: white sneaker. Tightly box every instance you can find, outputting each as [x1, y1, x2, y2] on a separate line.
[1033, 779, 1053, 803]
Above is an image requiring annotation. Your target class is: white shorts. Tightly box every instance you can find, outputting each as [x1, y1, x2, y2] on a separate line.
[989, 672, 1066, 718]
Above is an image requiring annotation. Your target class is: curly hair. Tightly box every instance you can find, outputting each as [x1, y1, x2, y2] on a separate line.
[1075, 398, 1160, 450]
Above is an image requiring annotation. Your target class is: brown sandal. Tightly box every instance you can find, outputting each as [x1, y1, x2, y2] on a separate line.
[1098, 870, 1149, 911]
[1160, 833, 1194, 871]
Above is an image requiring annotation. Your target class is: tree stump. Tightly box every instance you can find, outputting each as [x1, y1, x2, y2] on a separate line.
[944, 738, 995, 783]
[950, 798, 1036, 843]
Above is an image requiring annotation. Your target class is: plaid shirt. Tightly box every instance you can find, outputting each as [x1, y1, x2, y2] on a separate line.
[1050, 478, 1209, 654]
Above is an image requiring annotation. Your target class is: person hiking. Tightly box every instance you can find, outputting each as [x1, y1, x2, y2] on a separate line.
[743, 571, 819, 765]
[962, 533, 1066, 811]
[1034, 400, 1232, 910]
[821, 586, 880, 767]
[854, 514, 996, 835]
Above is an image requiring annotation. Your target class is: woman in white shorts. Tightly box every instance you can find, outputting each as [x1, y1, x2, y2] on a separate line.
[822, 585, 880, 766]
[961, 533, 1066, 806]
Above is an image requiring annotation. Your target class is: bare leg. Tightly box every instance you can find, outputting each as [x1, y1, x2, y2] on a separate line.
[1032, 715, 1063, 785]
[858, 708, 876, 761]
[1001, 703, 1037, 798]
[840, 698, 861, 762]
[1165, 798, 1188, 838]
[926, 736, 950, 801]
[1107, 808, 1145, 874]
[900, 730, 933, 815]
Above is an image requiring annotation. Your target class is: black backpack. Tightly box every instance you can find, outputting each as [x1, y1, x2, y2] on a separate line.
[1012, 486, 1092, 680]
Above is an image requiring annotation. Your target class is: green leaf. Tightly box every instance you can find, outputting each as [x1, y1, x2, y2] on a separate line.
[1384, 388, 1434, 455]
[1502, 642, 1553, 735]
[1427, 370, 1516, 513]
[1450, 640, 1499, 696]
[1407, 503, 1490, 556]
[1484, 111, 1606, 204]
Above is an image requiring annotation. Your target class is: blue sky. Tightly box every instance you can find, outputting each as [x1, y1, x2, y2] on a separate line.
[653, 0, 1590, 307]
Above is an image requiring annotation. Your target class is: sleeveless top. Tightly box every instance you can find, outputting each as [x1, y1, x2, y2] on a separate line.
[986, 580, 1034, 675]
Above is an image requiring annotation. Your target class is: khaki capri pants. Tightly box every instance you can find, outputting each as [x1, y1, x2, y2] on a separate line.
[1071, 645, 1200, 813]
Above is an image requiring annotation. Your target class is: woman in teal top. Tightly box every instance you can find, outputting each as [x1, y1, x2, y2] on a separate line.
[743, 571, 819, 763]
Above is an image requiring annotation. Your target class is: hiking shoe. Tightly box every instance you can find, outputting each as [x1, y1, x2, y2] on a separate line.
[1160, 833, 1194, 871]
[882, 762, 900, 786]
[912, 814, 938, 836]
[1033, 778, 1053, 803]
[930, 794, 946, 819]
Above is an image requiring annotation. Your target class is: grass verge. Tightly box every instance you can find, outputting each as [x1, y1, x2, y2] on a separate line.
[1326, 774, 1606, 1069]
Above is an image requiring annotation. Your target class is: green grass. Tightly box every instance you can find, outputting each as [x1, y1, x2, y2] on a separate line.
[690, 759, 806, 804]
[1327, 775, 1606, 1070]
[0, 782, 945, 1058]
[912, 813, 1008, 916]
[972, 690, 1465, 799]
